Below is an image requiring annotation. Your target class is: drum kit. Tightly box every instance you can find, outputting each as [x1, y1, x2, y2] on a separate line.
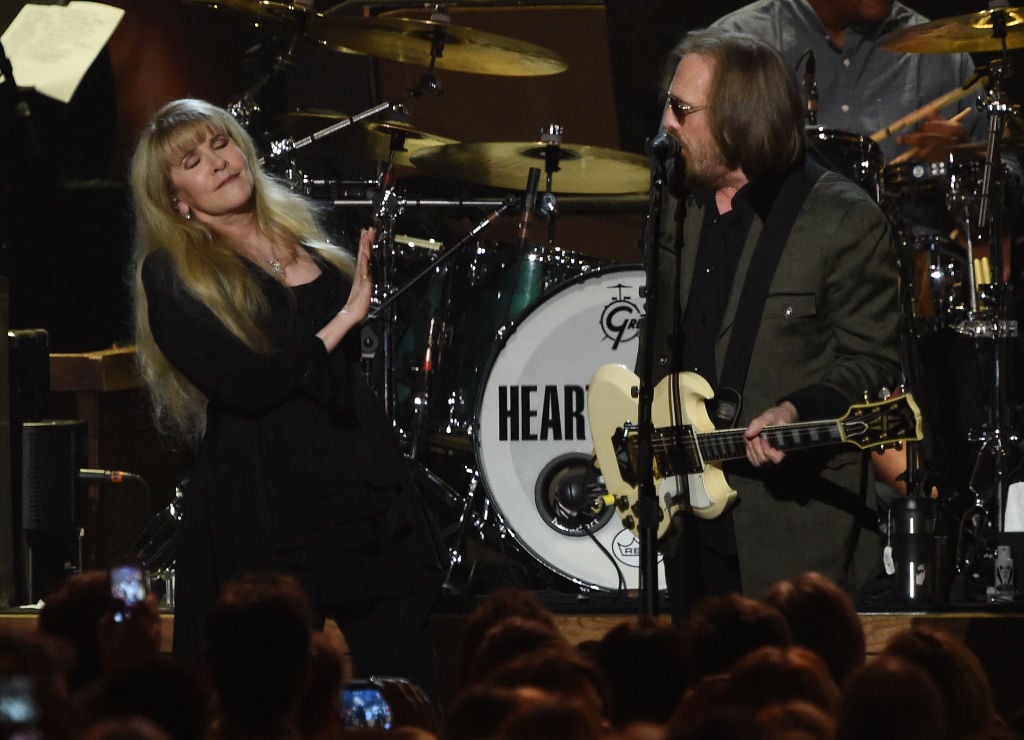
[187, 0, 656, 595]
[870, 6, 1024, 600]
[184, 0, 1024, 601]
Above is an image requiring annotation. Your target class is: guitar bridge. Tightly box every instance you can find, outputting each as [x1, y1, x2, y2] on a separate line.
[621, 422, 702, 479]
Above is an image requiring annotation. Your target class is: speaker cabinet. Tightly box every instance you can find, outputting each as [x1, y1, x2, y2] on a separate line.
[19, 420, 87, 603]
[21, 419, 87, 531]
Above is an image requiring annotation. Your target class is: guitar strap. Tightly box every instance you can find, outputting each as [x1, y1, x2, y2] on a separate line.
[716, 160, 827, 419]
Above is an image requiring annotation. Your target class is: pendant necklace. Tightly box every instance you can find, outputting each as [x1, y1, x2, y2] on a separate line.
[267, 244, 286, 277]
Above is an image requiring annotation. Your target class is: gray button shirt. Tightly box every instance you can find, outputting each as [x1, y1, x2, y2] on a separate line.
[712, 0, 978, 163]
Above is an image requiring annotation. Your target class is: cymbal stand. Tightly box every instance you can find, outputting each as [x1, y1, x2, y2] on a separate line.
[260, 70, 443, 166]
[227, 16, 308, 131]
[952, 14, 1020, 584]
[363, 117, 442, 422]
[538, 124, 563, 245]
[369, 194, 519, 448]
[368, 169, 404, 421]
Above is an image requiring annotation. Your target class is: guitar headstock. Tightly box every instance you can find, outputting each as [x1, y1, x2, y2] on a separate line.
[838, 393, 923, 450]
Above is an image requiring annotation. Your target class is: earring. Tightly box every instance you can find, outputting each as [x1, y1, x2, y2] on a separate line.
[183, 210, 193, 221]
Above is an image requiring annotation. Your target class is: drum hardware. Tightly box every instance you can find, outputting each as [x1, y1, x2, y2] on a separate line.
[411, 139, 651, 195]
[261, 73, 443, 167]
[365, 189, 519, 436]
[277, 107, 458, 169]
[879, 11, 1024, 596]
[185, 0, 320, 25]
[328, 193, 648, 214]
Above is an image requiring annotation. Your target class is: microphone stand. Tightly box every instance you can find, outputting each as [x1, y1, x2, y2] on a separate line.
[634, 139, 675, 617]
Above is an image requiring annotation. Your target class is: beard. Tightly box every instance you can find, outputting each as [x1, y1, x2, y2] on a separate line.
[680, 137, 729, 191]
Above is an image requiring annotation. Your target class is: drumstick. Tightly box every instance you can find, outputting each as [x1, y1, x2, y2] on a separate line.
[886, 108, 973, 165]
[871, 77, 986, 143]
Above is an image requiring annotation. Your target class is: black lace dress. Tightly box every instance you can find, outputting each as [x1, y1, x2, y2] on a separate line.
[141, 247, 444, 665]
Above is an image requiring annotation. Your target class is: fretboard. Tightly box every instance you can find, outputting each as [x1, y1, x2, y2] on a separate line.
[650, 420, 845, 474]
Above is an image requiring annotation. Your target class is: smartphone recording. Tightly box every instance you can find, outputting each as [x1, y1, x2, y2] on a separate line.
[110, 564, 146, 623]
[340, 680, 392, 729]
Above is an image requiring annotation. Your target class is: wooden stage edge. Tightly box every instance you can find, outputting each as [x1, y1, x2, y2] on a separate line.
[4, 608, 1021, 657]
[2, 609, 1023, 717]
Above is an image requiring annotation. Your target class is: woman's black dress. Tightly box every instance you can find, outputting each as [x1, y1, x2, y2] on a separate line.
[141, 247, 444, 674]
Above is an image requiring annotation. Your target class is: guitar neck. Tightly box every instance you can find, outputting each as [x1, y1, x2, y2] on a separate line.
[651, 419, 846, 470]
[698, 420, 844, 462]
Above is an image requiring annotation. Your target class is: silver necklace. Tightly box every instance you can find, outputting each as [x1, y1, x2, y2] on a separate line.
[267, 245, 286, 277]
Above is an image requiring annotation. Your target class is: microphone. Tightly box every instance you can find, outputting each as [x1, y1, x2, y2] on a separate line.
[553, 468, 611, 518]
[646, 132, 679, 161]
[804, 50, 818, 126]
[517, 166, 541, 247]
[79, 469, 141, 483]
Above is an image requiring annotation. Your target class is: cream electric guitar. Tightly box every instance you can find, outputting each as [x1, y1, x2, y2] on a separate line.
[588, 364, 923, 539]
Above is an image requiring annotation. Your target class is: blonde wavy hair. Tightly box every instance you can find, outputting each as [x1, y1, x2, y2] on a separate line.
[129, 98, 354, 447]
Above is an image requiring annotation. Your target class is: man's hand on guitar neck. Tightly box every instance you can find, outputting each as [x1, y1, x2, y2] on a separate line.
[744, 401, 799, 467]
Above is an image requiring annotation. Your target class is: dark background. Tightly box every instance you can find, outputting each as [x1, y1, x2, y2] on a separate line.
[0, 0, 1014, 352]
[0, 0, 1018, 602]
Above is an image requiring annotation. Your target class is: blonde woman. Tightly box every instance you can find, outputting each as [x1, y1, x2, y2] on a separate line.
[130, 99, 443, 697]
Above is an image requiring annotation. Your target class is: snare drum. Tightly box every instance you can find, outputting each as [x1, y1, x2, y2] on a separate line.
[806, 127, 884, 199]
[472, 266, 665, 591]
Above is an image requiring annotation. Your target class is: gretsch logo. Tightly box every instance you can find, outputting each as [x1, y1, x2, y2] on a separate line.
[600, 283, 644, 350]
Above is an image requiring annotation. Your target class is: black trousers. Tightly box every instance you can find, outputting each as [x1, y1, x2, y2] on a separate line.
[663, 510, 742, 626]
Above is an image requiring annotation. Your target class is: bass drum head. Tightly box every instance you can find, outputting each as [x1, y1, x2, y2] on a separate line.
[473, 265, 665, 592]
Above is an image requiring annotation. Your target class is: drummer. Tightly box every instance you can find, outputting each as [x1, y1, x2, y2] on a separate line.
[711, 0, 977, 164]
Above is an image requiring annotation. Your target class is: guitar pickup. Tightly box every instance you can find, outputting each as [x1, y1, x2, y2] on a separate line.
[611, 426, 637, 486]
[618, 422, 703, 479]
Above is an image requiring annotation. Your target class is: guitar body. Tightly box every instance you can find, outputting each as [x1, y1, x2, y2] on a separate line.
[590, 364, 922, 540]
[588, 365, 737, 540]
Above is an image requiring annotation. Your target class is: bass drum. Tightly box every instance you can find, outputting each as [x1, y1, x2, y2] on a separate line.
[473, 265, 665, 592]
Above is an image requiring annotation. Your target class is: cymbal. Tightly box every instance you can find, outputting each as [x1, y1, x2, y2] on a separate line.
[410, 142, 650, 194]
[306, 15, 568, 76]
[878, 8, 1024, 54]
[277, 110, 457, 166]
[185, 0, 319, 23]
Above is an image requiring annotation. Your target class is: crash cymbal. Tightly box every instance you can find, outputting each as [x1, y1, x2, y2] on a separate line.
[185, 0, 319, 23]
[307, 15, 567, 76]
[878, 8, 1024, 54]
[277, 110, 457, 166]
[410, 142, 650, 194]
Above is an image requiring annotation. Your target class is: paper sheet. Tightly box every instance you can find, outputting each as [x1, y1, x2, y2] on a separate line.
[1, 1, 124, 104]
[1006, 481, 1024, 532]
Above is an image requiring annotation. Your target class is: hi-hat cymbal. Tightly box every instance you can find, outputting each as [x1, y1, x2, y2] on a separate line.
[307, 15, 568, 76]
[410, 142, 650, 194]
[878, 8, 1024, 53]
[277, 110, 457, 166]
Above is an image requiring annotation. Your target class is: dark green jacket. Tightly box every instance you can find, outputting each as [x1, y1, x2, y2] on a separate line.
[641, 165, 901, 598]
